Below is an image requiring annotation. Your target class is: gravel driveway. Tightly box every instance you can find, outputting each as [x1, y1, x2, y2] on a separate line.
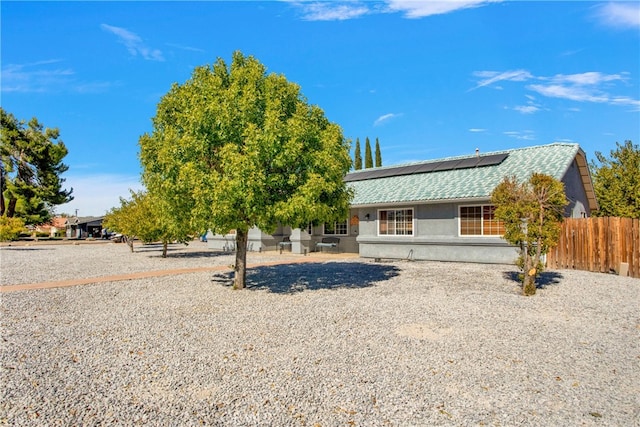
[1, 241, 638, 426]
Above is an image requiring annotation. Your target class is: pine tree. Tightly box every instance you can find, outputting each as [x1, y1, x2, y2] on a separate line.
[375, 137, 382, 167]
[364, 137, 373, 169]
[354, 138, 362, 170]
[1, 108, 73, 225]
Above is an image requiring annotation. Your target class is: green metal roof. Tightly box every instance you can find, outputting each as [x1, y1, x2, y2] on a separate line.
[347, 143, 585, 206]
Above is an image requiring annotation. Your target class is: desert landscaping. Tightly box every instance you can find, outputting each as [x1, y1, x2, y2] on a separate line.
[1, 240, 638, 425]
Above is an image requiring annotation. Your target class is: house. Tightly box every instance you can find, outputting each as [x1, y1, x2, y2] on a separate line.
[65, 216, 104, 239]
[207, 143, 597, 264]
[35, 216, 68, 237]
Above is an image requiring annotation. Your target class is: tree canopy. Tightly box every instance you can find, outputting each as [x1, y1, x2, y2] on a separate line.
[491, 173, 567, 296]
[139, 51, 353, 288]
[1, 108, 73, 225]
[590, 140, 639, 219]
[104, 190, 193, 257]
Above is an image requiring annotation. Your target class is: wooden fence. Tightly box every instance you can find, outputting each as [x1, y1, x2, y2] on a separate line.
[547, 217, 639, 278]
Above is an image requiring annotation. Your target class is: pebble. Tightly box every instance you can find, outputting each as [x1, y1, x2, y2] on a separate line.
[1, 241, 638, 425]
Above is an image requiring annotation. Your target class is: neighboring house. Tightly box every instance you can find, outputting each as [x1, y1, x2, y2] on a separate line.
[65, 216, 104, 239]
[35, 216, 68, 237]
[208, 143, 597, 264]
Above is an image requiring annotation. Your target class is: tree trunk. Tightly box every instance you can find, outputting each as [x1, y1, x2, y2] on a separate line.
[6, 198, 17, 218]
[522, 244, 537, 296]
[234, 228, 248, 289]
[523, 271, 536, 296]
[162, 241, 168, 258]
[127, 236, 134, 253]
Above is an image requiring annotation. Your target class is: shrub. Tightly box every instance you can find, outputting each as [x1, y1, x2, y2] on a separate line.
[0, 217, 26, 241]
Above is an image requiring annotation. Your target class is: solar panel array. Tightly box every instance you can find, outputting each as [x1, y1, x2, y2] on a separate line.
[344, 153, 509, 182]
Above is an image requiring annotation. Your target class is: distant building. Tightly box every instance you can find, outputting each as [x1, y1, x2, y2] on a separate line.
[66, 216, 104, 239]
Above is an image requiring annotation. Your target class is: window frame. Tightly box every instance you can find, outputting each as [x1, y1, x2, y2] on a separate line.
[458, 204, 504, 237]
[377, 208, 415, 237]
[323, 220, 348, 236]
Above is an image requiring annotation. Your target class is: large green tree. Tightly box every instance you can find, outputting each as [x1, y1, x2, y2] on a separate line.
[364, 136, 373, 168]
[139, 51, 352, 288]
[590, 140, 639, 219]
[491, 173, 567, 296]
[354, 138, 362, 170]
[1, 108, 73, 225]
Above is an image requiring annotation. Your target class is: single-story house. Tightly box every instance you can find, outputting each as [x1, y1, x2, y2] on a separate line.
[65, 216, 104, 239]
[207, 142, 597, 264]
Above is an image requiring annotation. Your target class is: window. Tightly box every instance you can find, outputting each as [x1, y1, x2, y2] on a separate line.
[459, 205, 504, 236]
[378, 208, 413, 236]
[324, 220, 348, 235]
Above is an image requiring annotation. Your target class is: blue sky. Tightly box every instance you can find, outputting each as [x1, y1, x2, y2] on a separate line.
[2, 1, 639, 216]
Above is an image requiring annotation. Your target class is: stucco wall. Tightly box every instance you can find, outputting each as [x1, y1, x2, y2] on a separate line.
[354, 204, 519, 264]
[562, 159, 591, 218]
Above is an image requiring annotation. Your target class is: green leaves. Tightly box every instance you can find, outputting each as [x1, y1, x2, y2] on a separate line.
[139, 51, 352, 286]
[491, 173, 568, 295]
[591, 140, 640, 219]
[1, 108, 73, 225]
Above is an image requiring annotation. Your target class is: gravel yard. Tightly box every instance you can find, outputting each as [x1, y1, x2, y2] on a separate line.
[1, 241, 638, 426]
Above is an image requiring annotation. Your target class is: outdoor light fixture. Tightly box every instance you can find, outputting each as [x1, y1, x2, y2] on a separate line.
[365, 213, 370, 220]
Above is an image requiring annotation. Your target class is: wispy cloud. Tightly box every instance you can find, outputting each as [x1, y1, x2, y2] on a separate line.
[468, 128, 487, 133]
[504, 130, 536, 141]
[529, 72, 639, 109]
[291, 1, 370, 21]
[374, 112, 402, 126]
[470, 70, 533, 91]
[287, 0, 499, 21]
[385, 0, 500, 18]
[166, 43, 205, 53]
[1, 60, 115, 94]
[101, 24, 164, 61]
[594, 2, 640, 29]
[471, 69, 640, 111]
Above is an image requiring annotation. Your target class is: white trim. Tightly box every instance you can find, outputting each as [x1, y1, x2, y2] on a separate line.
[377, 207, 415, 237]
[351, 197, 489, 209]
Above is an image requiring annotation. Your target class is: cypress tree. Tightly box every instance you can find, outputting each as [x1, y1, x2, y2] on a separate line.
[364, 137, 373, 168]
[354, 138, 362, 170]
[375, 137, 382, 167]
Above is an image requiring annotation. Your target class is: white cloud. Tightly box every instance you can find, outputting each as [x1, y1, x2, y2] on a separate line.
[595, 2, 640, 29]
[470, 69, 533, 91]
[503, 130, 535, 141]
[513, 105, 540, 114]
[55, 174, 144, 217]
[468, 128, 487, 132]
[471, 69, 640, 111]
[292, 2, 370, 21]
[386, 0, 500, 18]
[374, 112, 402, 126]
[287, 0, 499, 21]
[166, 43, 205, 53]
[547, 71, 626, 86]
[1, 60, 115, 94]
[101, 24, 165, 61]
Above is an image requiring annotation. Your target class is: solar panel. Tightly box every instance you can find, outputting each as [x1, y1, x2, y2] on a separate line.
[475, 153, 508, 167]
[454, 157, 480, 169]
[344, 152, 509, 182]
